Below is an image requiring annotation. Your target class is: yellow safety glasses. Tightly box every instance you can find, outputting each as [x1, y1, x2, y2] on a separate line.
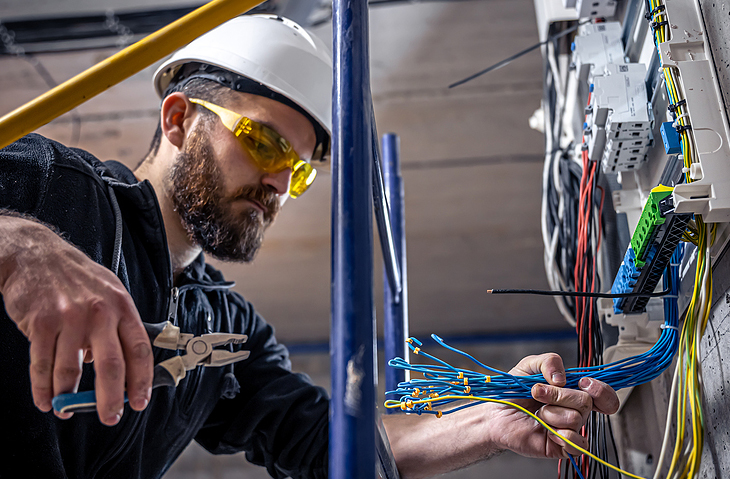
[189, 98, 317, 198]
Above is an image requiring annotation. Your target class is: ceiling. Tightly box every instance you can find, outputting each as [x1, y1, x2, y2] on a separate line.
[0, 0, 570, 348]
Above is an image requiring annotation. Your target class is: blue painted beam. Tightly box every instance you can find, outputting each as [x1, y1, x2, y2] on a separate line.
[373, 124, 402, 299]
[382, 133, 409, 399]
[330, 0, 376, 477]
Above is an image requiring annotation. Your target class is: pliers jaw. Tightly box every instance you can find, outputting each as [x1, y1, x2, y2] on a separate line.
[152, 324, 250, 387]
[181, 334, 250, 370]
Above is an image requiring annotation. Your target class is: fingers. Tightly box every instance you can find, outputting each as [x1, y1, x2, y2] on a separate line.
[88, 312, 126, 426]
[536, 405, 584, 431]
[532, 383, 593, 422]
[579, 377, 620, 415]
[531, 378, 619, 416]
[28, 329, 58, 412]
[52, 330, 85, 420]
[530, 377, 620, 459]
[83, 349, 94, 363]
[118, 304, 153, 412]
[511, 353, 566, 386]
[547, 429, 589, 457]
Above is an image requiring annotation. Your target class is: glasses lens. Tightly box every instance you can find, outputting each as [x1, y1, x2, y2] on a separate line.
[290, 161, 317, 198]
[241, 136, 281, 168]
[234, 116, 316, 198]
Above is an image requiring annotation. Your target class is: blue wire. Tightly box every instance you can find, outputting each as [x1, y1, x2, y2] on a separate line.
[386, 245, 685, 416]
[569, 454, 586, 479]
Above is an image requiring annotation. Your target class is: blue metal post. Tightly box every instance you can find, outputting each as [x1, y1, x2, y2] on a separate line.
[330, 0, 376, 477]
[382, 133, 409, 398]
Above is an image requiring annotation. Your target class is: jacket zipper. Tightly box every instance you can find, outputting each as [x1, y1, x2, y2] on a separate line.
[167, 286, 179, 324]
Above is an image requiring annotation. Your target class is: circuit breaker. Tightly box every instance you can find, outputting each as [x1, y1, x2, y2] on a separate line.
[571, 22, 624, 84]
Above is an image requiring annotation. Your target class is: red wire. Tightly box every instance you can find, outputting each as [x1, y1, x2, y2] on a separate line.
[573, 91, 602, 477]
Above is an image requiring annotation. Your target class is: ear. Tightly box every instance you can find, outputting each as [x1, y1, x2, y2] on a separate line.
[160, 92, 196, 150]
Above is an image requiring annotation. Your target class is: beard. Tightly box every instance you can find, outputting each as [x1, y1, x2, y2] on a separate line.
[169, 124, 281, 262]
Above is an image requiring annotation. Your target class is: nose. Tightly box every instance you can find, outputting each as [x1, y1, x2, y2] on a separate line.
[261, 167, 291, 197]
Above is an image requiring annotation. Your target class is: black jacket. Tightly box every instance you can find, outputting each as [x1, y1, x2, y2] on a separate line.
[0, 134, 329, 479]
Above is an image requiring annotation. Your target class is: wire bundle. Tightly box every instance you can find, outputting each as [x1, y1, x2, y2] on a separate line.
[385, 305, 679, 408]
[571, 60, 611, 479]
[647, 3, 714, 477]
[537, 20, 612, 471]
[384, 280, 680, 479]
[540, 21, 585, 327]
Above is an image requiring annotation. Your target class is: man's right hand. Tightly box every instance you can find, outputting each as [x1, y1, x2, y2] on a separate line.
[0, 215, 153, 425]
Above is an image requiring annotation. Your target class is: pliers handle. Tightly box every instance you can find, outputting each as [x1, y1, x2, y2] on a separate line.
[52, 322, 249, 414]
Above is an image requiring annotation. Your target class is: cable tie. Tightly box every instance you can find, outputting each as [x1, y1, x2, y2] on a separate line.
[424, 403, 432, 411]
[668, 99, 686, 113]
[672, 113, 690, 129]
[406, 338, 413, 344]
[676, 124, 692, 133]
[485, 376, 491, 383]
[660, 324, 679, 331]
[406, 399, 413, 408]
[436, 411, 443, 418]
[646, 3, 665, 19]
[429, 392, 439, 398]
[413, 347, 420, 355]
[400, 402, 407, 410]
[651, 20, 668, 31]
[458, 372, 464, 379]
[464, 386, 471, 394]
[412, 388, 420, 397]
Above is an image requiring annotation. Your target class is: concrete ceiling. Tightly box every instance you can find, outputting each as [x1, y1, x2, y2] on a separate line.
[0, 0, 570, 348]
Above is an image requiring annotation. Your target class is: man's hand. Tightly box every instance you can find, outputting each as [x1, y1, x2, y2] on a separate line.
[490, 353, 620, 459]
[0, 215, 153, 425]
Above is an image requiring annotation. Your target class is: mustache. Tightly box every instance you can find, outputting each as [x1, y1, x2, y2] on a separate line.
[231, 185, 281, 221]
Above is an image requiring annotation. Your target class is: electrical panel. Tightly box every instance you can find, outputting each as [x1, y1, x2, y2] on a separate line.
[535, 0, 730, 476]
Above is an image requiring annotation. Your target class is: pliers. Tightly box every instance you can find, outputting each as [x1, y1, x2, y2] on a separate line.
[52, 321, 249, 414]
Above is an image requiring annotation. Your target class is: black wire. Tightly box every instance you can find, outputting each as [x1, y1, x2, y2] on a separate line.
[449, 19, 590, 88]
[487, 287, 671, 299]
[606, 414, 620, 478]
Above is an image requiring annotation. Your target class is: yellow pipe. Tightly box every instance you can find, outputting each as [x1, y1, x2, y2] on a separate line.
[0, 0, 263, 150]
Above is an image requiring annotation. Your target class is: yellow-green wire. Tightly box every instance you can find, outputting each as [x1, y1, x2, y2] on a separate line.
[385, 395, 647, 479]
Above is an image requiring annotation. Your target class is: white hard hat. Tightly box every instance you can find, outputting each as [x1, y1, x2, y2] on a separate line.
[153, 14, 332, 163]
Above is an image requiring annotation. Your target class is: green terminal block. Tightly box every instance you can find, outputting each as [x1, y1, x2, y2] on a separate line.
[630, 185, 674, 268]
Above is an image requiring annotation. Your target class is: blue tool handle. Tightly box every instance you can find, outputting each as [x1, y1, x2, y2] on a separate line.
[51, 364, 172, 413]
[52, 390, 129, 414]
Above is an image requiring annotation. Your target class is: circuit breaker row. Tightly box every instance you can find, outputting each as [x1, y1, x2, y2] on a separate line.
[573, 22, 659, 174]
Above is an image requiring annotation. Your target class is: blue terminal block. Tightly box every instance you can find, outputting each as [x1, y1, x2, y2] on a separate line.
[612, 247, 641, 313]
[660, 121, 681, 154]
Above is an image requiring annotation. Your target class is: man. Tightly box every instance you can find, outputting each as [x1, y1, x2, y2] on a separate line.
[0, 14, 618, 479]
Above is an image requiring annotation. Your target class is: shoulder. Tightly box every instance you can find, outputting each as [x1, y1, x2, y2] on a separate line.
[0, 134, 113, 218]
[1, 133, 104, 180]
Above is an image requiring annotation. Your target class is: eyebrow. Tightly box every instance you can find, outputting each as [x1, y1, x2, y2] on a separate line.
[248, 115, 287, 139]
[245, 111, 315, 158]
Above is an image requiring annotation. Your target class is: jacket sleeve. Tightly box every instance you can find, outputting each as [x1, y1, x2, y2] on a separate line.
[194, 293, 329, 479]
[0, 134, 54, 215]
